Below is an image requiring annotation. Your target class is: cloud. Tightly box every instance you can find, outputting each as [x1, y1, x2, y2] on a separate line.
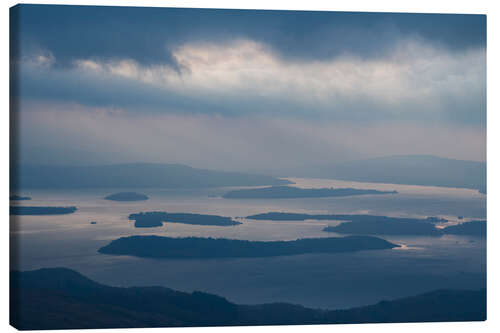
[11, 5, 485, 66]
[14, 38, 486, 126]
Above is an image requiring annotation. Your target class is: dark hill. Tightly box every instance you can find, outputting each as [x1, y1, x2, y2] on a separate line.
[10, 163, 291, 189]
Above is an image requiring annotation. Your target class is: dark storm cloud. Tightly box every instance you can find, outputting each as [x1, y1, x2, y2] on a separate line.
[11, 4, 485, 67]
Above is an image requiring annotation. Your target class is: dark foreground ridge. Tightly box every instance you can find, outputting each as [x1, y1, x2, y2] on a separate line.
[105, 192, 149, 201]
[10, 267, 486, 330]
[129, 212, 242, 228]
[10, 195, 31, 201]
[247, 212, 485, 237]
[223, 186, 397, 199]
[10, 206, 77, 215]
[97, 235, 398, 258]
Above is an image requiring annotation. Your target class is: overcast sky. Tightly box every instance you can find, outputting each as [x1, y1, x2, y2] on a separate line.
[10, 5, 486, 171]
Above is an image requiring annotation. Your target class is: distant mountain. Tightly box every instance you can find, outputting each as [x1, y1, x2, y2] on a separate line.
[294, 155, 486, 192]
[10, 268, 486, 330]
[10, 163, 291, 189]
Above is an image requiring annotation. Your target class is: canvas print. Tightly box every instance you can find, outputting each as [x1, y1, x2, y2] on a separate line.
[9, 4, 486, 330]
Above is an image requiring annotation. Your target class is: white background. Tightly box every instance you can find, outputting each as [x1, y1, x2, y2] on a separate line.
[1, 0, 498, 332]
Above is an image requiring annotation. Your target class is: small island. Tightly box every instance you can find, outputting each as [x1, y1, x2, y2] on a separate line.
[223, 186, 397, 199]
[98, 235, 399, 258]
[104, 192, 149, 202]
[10, 195, 31, 201]
[10, 206, 77, 215]
[129, 212, 242, 228]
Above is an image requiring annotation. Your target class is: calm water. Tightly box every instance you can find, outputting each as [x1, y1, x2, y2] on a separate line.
[10, 178, 486, 309]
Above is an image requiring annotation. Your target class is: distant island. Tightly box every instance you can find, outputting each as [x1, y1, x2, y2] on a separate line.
[11, 163, 291, 189]
[10, 206, 77, 215]
[324, 220, 442, 236]
[10, 267, 486, 330]
[129, 212, 242, 228]
[442, 221, 486, 237]
[325, 219, 486, 237]
[223, 186, 397, 199]
[246, 212, 485, 237]
[246, 212, 445, 223]
[105, 192, 149, 201]
[10, 195, 31, 201]
[98, 235, 399, 258]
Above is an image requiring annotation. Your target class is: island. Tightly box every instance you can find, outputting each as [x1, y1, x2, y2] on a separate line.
[105, 192, 149, 201]
[246, 212, 476, 236]
[98, 235, 399, 258]
[323, 220, 442, 236]
[10, 206, 77, 215]
[222, 186, 397, 199]
[442, 220, 486, 237]
[10, 195, 31, 201]
[129, 212, 242, 228]
[10, 267, 486, 330]
[247, 212, 441, 223]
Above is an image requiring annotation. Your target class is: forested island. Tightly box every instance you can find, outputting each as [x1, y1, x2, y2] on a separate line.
[246, 212, 445, 223]
[325, 219, 486, 237]
[105, 192, 149, 201]
[129, 212, 242, 228]
[223, 186, 397, 199]
[9, 195, 31, 201]
[246, 212, 485, 237]
[98, 235, 398, 258]
[10, 206, 77, 215]
[441, 221, 486, 237]
[324, 220, 442, 236]
[10, 267, 486, 330]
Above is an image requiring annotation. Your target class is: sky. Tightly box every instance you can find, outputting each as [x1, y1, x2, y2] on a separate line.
[10, 5, 486, 172]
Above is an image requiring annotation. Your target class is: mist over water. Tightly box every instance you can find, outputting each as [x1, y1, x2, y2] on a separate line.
[10, 178, 486, 309]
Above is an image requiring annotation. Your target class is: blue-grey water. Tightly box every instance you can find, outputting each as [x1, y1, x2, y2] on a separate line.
[10, 178, 486, 310]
